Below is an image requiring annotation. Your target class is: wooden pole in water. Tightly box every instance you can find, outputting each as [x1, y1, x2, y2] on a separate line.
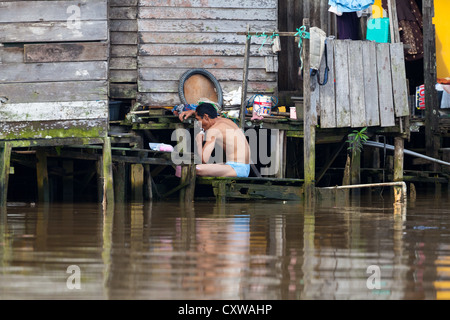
[394, 136, 405, 203]
[0, 142, 12, 207]
[302, 19, 316, 205]
[131, 164, 144, 202]
[102, 137, 114, 206]
[423, 0, 440, 169]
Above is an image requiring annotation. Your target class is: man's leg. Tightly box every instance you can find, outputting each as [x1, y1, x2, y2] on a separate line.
[196, 164, 237, 177]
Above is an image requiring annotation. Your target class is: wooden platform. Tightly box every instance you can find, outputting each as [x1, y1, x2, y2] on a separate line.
[196, 176, 304, 202]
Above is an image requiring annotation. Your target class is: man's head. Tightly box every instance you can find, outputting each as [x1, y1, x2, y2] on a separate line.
[195, 103, 218, 130]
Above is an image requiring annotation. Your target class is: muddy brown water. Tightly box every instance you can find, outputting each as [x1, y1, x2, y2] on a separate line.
[1, 193, 450, 300]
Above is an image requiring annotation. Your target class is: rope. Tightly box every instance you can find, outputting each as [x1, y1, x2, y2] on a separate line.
[247, 31, 280, 52]
[294, 26, 310, 72]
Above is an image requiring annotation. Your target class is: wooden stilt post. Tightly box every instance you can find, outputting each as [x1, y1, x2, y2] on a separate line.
[351, 148, 361, 198]
[36, 149, 50, 203]
[240, 24, 251, 129]
[131, 164, 144, 202]
[0, 142, 12, 207]
[423, 0, 440, 170]
[394, 136, 405, 203]
[302, 19, 315, 205]
[114, 162, 126, 203]
[179, 164, 196, 204]
[102, 137, 114, 206]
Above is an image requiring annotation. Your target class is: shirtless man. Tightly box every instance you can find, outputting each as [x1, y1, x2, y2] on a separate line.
[180, 103, 251, 177]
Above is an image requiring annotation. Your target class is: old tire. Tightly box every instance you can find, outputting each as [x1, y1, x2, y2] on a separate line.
[178, 69, 223, 107]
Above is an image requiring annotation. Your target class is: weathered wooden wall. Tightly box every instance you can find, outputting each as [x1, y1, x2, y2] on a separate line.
[0, 0, 109, 141]
[137, 0, 278, 107]
[316, 40, 409, 129]
[109, 0, 138, 100]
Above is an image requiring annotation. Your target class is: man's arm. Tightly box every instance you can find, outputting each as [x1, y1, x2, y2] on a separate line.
[195, 131, 217, 164]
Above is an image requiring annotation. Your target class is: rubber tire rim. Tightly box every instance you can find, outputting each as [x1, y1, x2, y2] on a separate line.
[178, 69, 223, 107]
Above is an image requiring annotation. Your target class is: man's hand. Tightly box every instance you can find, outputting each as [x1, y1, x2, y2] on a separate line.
[179, 109, 195, 121]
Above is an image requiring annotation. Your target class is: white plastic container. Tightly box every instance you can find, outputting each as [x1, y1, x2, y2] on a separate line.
[253, 95, 272, 117]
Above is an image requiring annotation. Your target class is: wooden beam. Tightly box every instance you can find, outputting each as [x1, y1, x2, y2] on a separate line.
[240, 25, 251, 129]
[302, 19, 315, 205]
[0, 143, 12, 207]
[423, 0, 440, 167]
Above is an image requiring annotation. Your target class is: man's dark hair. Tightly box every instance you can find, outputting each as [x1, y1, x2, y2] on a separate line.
[196, 103, 218, 119]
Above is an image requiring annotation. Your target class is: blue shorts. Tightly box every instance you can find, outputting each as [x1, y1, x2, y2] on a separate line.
[226, 162, 250, 178]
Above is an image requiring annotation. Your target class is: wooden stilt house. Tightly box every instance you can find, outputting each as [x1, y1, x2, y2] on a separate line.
[0, 0, 442, 204]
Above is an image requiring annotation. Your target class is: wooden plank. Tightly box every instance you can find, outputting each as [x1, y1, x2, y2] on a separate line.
[110, 7, 138, 20]
[0, 61, 107, 83]
[0, 119, 108, 140]
[109, 84, 137, 99]
[110, 32, 138, 45]
[110, 57, 137, 70]
[24, 43, 108, 63]
[139, 43, 272, 57]
[139, 7, 276, 20]
[111, 45, 138, 58]
[139, 32, 270, 45]
[138, 0, 278, 8]
[139, 68, 276, 82]
[334, 40, 351, 128]
[0, 81, 108, 103]
[111, 0, 138, 6]
[0, 101, 108, 122]
[110, 70, 138, 83]
[376, 42, 396, 127]
[348, 41, 366, 128]
[110, 20, 138, 32]
[0, 0, 107, 23]
[0, 21, 108, 43]
[362, 41, 380, 127]
[138, 20, 276, 33]
[138, 55, 266, 69]
[390, 42, 410, 117]
[319, 38, 336, 128]
[0, 47, 24, 64]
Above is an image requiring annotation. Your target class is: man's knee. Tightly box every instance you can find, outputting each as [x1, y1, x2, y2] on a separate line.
[195, 165, 207, 176]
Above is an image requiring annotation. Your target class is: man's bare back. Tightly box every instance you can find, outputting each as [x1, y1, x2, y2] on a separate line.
[190, 103, 251, 177]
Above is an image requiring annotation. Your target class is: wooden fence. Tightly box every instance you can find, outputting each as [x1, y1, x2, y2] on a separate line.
[313, 39, 410, 129]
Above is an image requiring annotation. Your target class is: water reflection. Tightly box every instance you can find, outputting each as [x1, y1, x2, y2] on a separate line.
[1, 195, 450, 299]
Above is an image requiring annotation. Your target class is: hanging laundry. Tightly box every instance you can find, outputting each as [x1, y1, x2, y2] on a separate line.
[382, 0, 423, 61]
[328, 0, 375, 13]
[336, 12, 361, 40]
